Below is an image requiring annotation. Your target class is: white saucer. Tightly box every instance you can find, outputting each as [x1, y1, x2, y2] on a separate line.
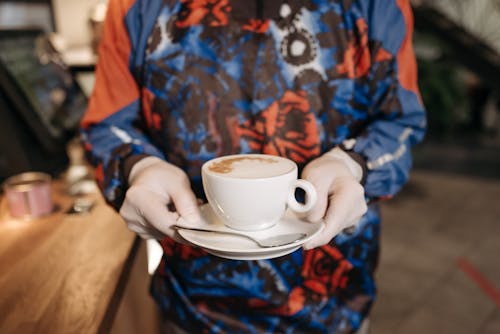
[203, 246, 303, 260]
[177, 204, 324, 260]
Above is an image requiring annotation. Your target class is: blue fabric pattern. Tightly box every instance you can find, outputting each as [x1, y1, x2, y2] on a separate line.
[81, 0, 426, 332]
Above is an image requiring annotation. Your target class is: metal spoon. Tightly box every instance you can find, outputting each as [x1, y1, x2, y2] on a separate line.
[173, 225, 308, 248]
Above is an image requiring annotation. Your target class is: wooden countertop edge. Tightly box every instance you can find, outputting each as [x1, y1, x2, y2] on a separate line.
[98, 236, 142, 334]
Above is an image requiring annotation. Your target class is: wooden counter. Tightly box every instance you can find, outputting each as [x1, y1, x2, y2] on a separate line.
[0, 178, 140, 334]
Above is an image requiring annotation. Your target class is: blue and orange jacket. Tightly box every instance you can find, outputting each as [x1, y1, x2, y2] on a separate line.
[81, 0, 426, 332]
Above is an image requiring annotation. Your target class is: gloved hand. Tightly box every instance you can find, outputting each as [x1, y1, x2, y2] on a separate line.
[301, 147, 368, 249]
[119, 156, 201, 240]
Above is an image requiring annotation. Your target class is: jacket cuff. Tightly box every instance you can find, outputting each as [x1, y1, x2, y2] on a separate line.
[344, 151, 368, 185]
[324, 143, 368, 185]
[340, 139, 368, 185]
[122, 154, 150, 186]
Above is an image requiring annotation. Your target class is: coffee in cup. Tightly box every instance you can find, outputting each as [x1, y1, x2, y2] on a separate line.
[201, 154, 317, 231]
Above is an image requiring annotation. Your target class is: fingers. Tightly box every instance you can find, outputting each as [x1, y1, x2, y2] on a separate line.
[302, 162, 330, 222]
[159, 164, 201, 223]
[127, 222, 166, 240]
[303, 182, 367, 250]
[303, 194, 344, 250]
[120, 157, 204, 242]
[303, 228, 339, 250]
[120, 198, 164, 240]
[306, 183, 328, 223]
[171, 187, 202, 224]
[121, 186, 179, 238]
[142, 199, 180, 233]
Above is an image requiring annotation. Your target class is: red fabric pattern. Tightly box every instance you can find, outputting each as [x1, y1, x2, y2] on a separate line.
[302, 245, 353, 295]
[336, 18, 371, 79]
[238, 90, 320, 163]
[81, 0, 140, 126]
[242, 19, 270, 33]
[176, 0, 231, 28]
[395, 0, 422, 100]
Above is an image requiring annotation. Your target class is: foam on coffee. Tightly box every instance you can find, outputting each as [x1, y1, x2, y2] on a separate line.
[208, 156, 294, 178]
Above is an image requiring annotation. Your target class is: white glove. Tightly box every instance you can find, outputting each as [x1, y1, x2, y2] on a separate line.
[119, 156, 201, 240]
[301, 147, 368, 249]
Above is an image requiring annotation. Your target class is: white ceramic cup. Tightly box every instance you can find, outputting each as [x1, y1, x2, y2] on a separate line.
[201, 154, 317, 231]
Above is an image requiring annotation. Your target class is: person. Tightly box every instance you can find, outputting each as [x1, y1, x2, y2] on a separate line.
[80, 0, 426, 332]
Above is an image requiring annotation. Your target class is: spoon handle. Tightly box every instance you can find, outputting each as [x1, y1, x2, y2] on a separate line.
[172, 225, 263, 246]
[173, 225, 309, 248]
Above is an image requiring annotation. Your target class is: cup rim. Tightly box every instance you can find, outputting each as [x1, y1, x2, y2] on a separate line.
[202, 154, 297, 180]
[3, 172, 52, 192]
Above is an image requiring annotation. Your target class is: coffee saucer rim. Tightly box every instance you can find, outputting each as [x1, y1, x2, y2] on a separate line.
[177, 204, 325, 255]
[203, 245, 303, 260]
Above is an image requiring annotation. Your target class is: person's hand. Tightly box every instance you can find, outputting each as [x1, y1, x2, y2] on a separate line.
[119, 156, 201, 240]
[301, 148, 368, 249]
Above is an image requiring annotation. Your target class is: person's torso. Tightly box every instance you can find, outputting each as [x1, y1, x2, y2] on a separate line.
[139, 0, 380, 185]
[129, 1, 385, 332]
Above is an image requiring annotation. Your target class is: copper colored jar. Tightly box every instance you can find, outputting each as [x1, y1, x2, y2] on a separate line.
[3, 172, 53, 218]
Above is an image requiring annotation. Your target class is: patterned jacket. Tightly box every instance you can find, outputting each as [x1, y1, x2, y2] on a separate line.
[81, 0, 426, 332]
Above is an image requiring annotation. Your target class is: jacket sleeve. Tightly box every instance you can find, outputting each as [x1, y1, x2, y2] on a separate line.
[349, 0, 426, 200]
[80, 0, 164, 209]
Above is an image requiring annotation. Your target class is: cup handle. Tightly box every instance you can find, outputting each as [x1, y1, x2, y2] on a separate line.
[287, 179, 317, 213]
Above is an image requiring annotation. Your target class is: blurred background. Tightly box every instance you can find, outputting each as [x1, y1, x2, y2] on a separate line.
[372, 1, 500, 333]
[0, 0, 498, 333]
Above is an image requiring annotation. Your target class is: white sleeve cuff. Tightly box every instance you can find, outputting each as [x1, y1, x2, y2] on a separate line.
[323, 147, 364, 183]
[128, 156, 163, 184]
